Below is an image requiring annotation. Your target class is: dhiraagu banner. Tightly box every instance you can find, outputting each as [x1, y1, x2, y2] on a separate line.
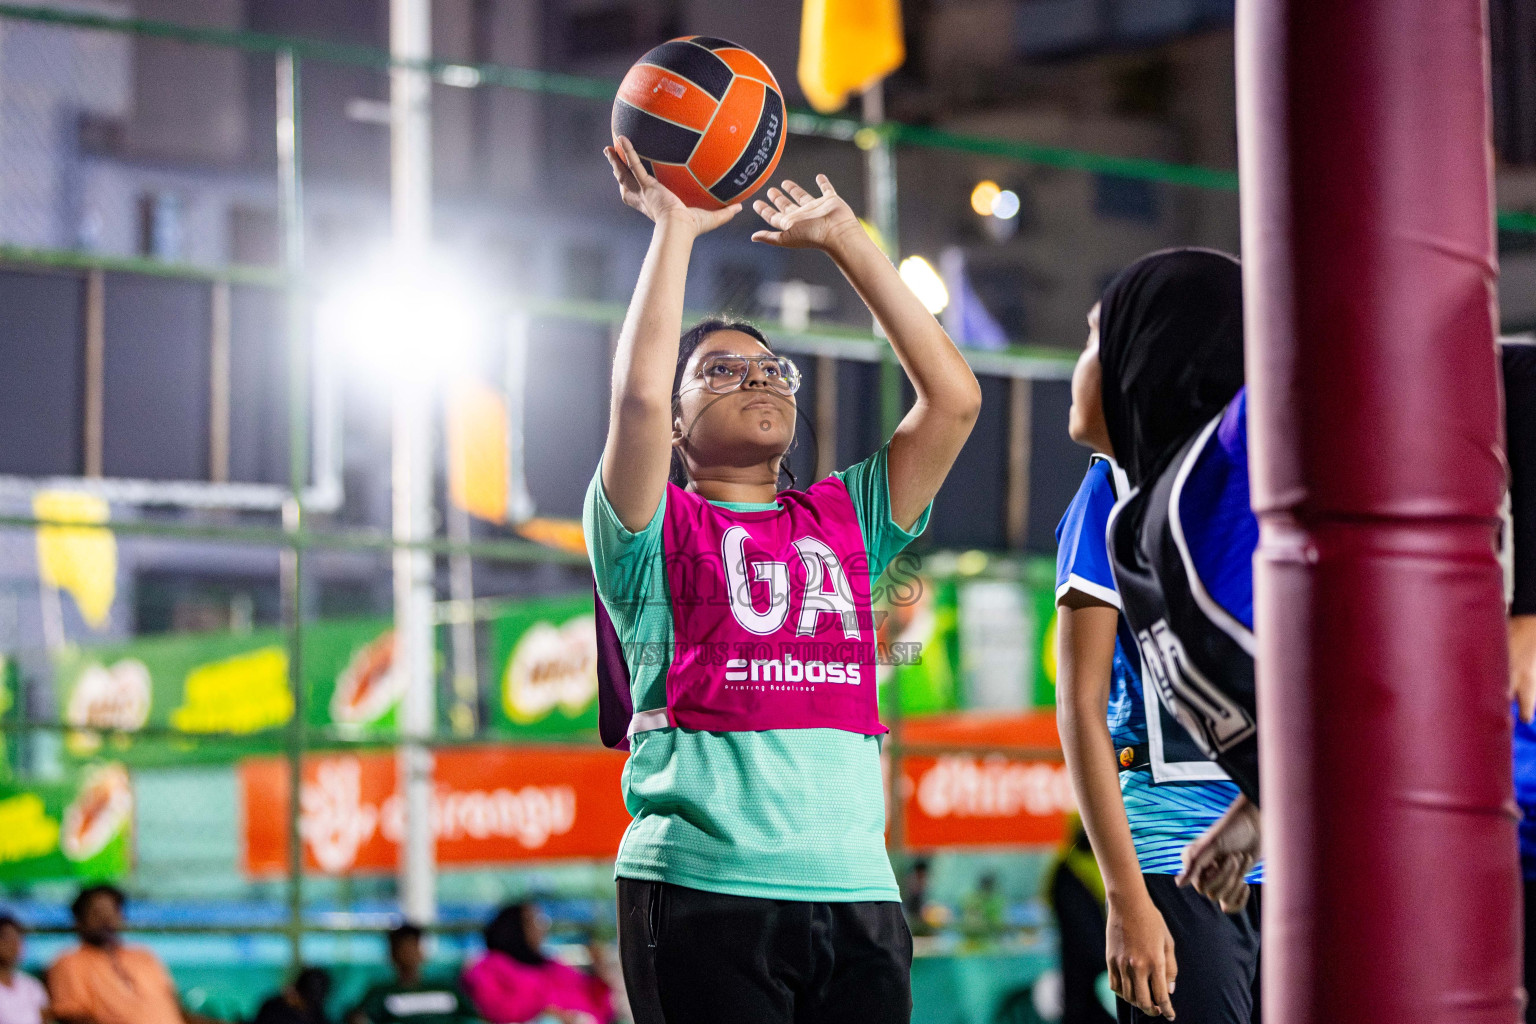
[0, 763, 132, 882]
[486, 595, 599, 738]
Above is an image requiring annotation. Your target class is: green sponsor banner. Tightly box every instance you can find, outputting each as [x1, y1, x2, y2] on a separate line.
[52, 617, 396, 763]
[297, 618, 397, 734]
[878, 573, 960, 717]
[0, 763, 131, 882]
[891, 556, 1060, 716]
[54, 630, 290, 762]
[485, 594, 599, 738]
[0, 655, 17, 781]
[1027, 558, 1060, 708]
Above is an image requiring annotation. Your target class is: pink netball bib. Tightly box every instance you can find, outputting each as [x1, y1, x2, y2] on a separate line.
[649, 477, 883, 736]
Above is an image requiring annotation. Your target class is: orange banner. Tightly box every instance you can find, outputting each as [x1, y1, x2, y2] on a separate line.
[242, 746, 630, 875]
[899, 711, 1072, 849]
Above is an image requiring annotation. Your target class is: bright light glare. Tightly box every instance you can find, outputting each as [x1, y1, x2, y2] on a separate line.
[438, 64, 482, 88]
[990, 189, 1021, 219]
[899, 255, 950, 315]
[970, 180, 1002, 216]
[319, 252, 486, 388]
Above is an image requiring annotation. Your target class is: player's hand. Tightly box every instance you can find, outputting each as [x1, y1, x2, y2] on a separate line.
[751, 175, 864, 255]
[1177, 794, 1260, 913]
[1511, 615, 1536, 723]
[1106, 890, 1177, 1019]
[604, 136, 740, 236]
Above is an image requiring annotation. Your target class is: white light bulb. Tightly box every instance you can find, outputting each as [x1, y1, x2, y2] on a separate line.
[990, 189, 1021, 219]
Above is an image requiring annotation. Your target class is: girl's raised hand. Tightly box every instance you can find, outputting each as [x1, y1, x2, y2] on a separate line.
[604, 136, 740, 237]
[751, 176, 863, 253]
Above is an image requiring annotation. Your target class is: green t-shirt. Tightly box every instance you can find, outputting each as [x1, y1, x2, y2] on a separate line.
[350, 979, 479, 1024]
[583, 445, 930, 902]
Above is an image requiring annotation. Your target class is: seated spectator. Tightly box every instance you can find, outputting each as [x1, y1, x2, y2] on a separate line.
[0, 913, 48, 1024]
[49, 884, 221, 1024]
[462, 904, 611, 1024]
[253, 967, 332, 1024]
[347, 923, 477, 1024]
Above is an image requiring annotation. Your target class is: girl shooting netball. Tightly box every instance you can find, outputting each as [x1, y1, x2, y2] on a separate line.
[583, 135, 979, 1024]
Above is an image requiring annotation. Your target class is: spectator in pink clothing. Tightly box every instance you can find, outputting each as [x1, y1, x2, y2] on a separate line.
[462, 904, 612, 1024]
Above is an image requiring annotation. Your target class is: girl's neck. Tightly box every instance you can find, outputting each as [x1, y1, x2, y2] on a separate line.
[688, 475, 781, 505]
[683, 456, 785, 504]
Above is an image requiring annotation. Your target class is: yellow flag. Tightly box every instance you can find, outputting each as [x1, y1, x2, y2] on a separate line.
[798, 0, 906, 114]
[34, 491, 116, 629]
[447, 379, 510, 523]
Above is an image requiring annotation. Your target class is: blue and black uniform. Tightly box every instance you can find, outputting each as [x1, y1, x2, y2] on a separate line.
[1057, 451, 1261, 1024]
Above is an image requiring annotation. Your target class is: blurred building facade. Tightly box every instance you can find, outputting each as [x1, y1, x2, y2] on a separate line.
[0, 0, 1533, 662]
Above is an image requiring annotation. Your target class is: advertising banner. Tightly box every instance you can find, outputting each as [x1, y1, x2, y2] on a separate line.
[485, 595, 599, 739]
[54, 630, 290, 761]
[0, 763, 132, 882]
[898, 711, 1071, 849]
[241, 745, 628, 875]
[50, 617, 406, 760]
[52, 594, 608, 762]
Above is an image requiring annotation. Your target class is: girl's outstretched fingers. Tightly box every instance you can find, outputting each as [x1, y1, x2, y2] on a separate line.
[783, 180, 814, 204]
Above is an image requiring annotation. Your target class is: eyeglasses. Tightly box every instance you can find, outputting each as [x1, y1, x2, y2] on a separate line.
[692, 353, 801, 396]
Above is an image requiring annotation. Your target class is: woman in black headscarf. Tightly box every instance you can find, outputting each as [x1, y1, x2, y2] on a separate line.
[1059, 248, 1263, 1024]
[1092, 249, 1246, 489]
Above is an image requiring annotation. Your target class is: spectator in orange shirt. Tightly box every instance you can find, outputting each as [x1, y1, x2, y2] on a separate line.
[48, 885, 221, 1024]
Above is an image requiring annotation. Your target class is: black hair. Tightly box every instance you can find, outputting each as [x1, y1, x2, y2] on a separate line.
[669, 317, 798, 490]
[71, 884, 126, 921]
[388, 921, 424, 950]
[293, 966, 331, 1009]
[0, 913, 21, 934]
[483, 903, 546, 967]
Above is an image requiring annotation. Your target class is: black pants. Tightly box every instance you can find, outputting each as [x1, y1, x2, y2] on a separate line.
[1117, 875, 1261, 1024]
[618, 877, 913, 1024]
[1050, 864, 1116, 1024]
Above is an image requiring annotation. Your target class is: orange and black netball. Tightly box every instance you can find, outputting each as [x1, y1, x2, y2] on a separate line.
[612, 37, 787, 210]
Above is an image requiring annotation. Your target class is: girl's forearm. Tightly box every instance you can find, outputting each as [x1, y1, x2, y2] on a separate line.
[610, 218, 696, 413]
[602, 217, 695, 528]
[1055, 602, 1151, 905]
[1058, 699, 1152, 902]
[825, 230, 980, 415]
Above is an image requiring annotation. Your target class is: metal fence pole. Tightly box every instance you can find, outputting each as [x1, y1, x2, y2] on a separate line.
[276, 47, 308, 974]
[861, 82, 907, 868]
[391, 0, 439, 927]
[861, 85, 903, 445]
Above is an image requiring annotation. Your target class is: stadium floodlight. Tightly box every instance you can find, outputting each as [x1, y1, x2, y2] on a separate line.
[317, 250, 487, 390]
[899, 255, 950, 315]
